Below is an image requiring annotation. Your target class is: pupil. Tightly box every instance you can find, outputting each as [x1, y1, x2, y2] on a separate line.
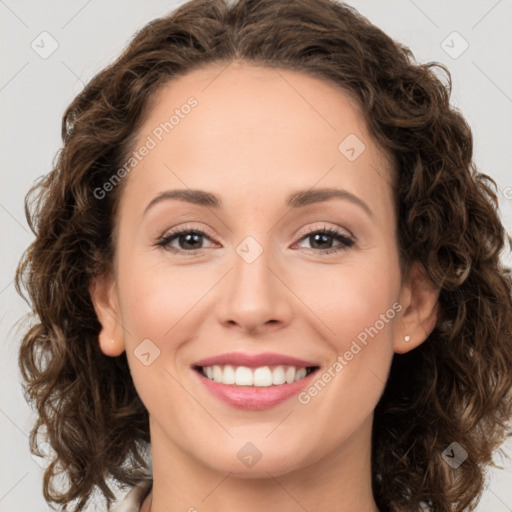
[181, 233, 201, 249]
[311, 233, 332, 249]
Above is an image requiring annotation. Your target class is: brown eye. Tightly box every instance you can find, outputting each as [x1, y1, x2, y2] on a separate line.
[156, 228, 215, 253]
[296, 227, 354, 254]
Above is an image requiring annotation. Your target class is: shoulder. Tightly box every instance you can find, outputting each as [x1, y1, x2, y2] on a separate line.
[110, 478, 153, 512]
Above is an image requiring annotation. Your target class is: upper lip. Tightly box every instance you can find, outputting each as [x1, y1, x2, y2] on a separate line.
[193, 352, 319, 368]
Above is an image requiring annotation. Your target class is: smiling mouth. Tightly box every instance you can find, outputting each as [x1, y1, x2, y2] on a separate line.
[193, 364, 319, 387]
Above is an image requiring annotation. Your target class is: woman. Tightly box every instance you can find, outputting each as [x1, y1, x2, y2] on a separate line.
[15, 0, 512, 511]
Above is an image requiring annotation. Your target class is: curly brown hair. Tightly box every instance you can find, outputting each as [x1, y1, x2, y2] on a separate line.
[15, 0, 512, 510]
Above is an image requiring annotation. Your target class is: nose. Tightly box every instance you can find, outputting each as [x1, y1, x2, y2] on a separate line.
[216, 240, 293, 336]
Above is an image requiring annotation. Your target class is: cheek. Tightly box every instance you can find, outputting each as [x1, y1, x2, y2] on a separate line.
[114, 261, 202, 416]
[293, 257, 400, 406]
[117, 259, 203, 342]
[292, 256, 400, 347]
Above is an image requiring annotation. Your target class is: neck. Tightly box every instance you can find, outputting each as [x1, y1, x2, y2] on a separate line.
[143, 414, 380, 512]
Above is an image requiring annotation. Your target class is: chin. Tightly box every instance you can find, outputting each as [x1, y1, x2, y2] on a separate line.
[196, 438, 320, 478]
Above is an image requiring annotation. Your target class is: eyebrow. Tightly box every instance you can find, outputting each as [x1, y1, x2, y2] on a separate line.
[143, 187, 373, 218]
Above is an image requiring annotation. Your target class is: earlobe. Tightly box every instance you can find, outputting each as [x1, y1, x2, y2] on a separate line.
[89, 273, 126, 357]
[394, 261, 440, 354]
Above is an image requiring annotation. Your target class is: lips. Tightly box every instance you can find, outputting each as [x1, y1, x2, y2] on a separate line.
[193, 351, 319, 368]
[192, 352, 320, 410]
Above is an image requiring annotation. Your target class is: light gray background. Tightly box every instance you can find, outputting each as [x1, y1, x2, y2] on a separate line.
[1, 0, 511, 511]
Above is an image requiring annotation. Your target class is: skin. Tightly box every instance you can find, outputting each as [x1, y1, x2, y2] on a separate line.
[91, 60, 439, 512]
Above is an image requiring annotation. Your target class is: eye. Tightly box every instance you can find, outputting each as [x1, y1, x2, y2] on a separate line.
[155, 225, 355, 256]
[294, 226, 355, 255]
[155, 227, 216, 254]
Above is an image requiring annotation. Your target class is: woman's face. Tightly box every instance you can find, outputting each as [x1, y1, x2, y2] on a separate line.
[93, 60, 434, 477]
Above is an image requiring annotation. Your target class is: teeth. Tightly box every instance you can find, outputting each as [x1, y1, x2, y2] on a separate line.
[285, 366, 296, 383]
[235, 366, 253, 386]
[223, 365, 235, 384]
[253, 367, 272, 387]
[201, 365, 313, 387]
[212, 365, 223, 382]
[295, 368, 307, 381]
[272, 365, 286, 385]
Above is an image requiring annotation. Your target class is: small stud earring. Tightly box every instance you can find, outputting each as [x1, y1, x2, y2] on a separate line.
[110, 339, 115, 344]
[404, 335, 410, 342]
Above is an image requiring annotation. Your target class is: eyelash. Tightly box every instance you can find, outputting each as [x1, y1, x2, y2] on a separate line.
[155, 224, 355, 256]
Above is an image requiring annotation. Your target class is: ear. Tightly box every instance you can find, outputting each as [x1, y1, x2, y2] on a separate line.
[394, 261, 440, 354]
[89, 272, 126, 357]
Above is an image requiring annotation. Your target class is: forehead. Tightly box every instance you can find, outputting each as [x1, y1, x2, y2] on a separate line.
[121, 60, 395, 216]
[141, 60, 371, 149]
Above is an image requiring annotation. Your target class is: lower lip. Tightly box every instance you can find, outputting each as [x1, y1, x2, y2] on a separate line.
[194, 369, 318, 410]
